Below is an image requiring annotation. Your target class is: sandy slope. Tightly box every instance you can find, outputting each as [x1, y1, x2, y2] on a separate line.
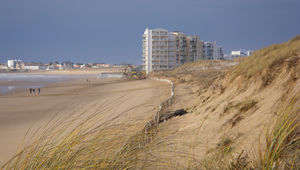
[0, 78, 170, 165]
[142, 58, 300, 169]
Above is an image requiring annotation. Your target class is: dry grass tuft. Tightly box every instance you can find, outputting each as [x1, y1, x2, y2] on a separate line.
[223, 102, 235, 115]
[228, 151, 253, 170]
[221, 98, 257, 118]
[258, 96, 300, 170]
[238, 98, 257, 113]
[199, 136, 236, 169]
[217, 137, 234, 155]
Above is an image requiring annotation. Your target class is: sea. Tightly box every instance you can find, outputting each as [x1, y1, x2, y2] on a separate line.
[0, 73, 125, 94]
[0, 73, 92, 94]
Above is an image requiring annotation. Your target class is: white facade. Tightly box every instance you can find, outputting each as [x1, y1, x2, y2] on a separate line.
[142, 28, 177, 74]
[7, 60, 15, 68]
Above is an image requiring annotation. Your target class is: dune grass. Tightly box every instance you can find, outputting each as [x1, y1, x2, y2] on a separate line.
[198, 96, 300, 170]
[2, 97, 299, 169]
[257, 96, 300, 170]
[1, 106, 157, 169]
[230, 35, 300, 82]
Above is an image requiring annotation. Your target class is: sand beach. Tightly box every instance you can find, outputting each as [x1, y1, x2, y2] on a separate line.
[0, 74, 169, 165]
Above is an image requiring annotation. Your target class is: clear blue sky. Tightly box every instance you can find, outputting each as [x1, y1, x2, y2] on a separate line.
[0, 0, 299, 64]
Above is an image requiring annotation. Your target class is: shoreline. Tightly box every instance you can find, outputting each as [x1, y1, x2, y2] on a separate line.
[0, 72, 102, 95]
[0, 69, 122, 75]
[0, 77, 170, 166]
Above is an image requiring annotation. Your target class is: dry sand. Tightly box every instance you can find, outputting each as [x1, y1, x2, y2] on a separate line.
[0, 77, 170, 165]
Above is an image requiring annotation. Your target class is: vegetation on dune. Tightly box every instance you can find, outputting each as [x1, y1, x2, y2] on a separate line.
[258, 96, 300, 170]
[1, 111, 154, 169]
[230, 36, 300, 83]
[223, 98, 257, 114]
[149, 60, 229, 90]
[238, 98, 257, 113]
[199, 96, 300, 170]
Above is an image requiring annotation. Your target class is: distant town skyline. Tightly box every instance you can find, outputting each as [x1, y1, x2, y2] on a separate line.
[0, 0, 300, 64]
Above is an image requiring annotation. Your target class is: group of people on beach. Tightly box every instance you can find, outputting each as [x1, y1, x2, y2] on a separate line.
[29, 88, 41, 95]
[86, 79, 92, 84]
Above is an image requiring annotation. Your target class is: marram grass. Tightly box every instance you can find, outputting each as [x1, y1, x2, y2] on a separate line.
[1, 107, 155, 169]
[2, 96, 300, 169]
[258, 96, 300, 170]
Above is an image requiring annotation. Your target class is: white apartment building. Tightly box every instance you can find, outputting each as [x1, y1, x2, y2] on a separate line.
[142, 28, 177, 74]
[142, 28, 204, 74]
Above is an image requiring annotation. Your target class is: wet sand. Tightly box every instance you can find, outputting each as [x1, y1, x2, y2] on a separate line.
[0, 77, 170, 165]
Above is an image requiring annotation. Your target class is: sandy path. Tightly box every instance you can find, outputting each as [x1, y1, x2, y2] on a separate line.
[0, 78, 170, 165]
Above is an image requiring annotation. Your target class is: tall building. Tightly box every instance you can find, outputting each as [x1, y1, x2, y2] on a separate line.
[188, 35, 204, 62]
[142, 28, 204, 74]
[142, 28, 176, 74]
[172, 31, 188, 65]
[171, 32, 204, 64]
[203, 41, 224, 60]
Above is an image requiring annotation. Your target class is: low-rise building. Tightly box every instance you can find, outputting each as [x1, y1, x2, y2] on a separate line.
[231, 50, 253, 57]
[24, 66, 40, 70]
[0, 64, 8, 69]
[98, 63, 110, 68]
[223, 50, 253, 60]
[47, 64, 62, 70]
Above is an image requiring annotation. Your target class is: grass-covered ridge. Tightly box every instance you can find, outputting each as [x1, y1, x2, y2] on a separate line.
[230, 35, 300, 81]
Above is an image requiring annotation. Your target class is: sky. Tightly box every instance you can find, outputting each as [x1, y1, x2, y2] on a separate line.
[0, 0, 299, 65]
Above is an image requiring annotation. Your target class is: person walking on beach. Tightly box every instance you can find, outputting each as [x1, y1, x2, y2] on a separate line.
[29, 88, 32, 94]
[38, 88, 40, 94]
[33, 88, 35, 93]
